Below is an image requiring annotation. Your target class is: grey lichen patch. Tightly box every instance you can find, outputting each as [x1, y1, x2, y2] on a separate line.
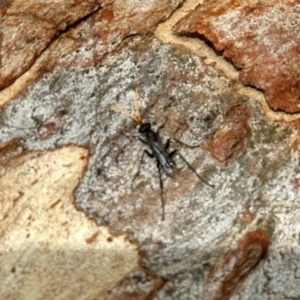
[0, 36, 299, 299]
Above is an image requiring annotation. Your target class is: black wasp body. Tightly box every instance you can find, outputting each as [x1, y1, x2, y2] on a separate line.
[109, 88, 214, 220]
[138, 122, 175, 177]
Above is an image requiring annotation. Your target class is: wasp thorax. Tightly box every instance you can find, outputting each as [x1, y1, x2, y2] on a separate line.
[139, 123, 151, 134]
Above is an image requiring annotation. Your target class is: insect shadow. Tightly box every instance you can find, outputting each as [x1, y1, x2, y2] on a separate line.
[109, 88, 214, 220]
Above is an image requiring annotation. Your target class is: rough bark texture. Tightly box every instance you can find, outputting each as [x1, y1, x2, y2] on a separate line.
[173, 0, 300, 114]
[1, 0, 300, 299]
[0, 0, 113, 90]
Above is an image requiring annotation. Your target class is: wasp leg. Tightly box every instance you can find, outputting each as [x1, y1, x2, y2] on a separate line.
[165, 137, 199, 151]
[121, 131, 148, 145]
[165, 138, 171, 150]
[170, 138, 200, 149]
[157, 118, 168, 134]
[157, 161, 165, 221]
[138, 137, 148, 145]
[132, 149, 154, 181]
[172, 149, 215, 188]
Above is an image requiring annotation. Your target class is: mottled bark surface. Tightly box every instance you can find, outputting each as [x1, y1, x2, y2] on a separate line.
[1, 0, 300, 299]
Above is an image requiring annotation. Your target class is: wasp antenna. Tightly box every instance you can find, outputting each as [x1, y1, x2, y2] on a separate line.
[133, 87, 142, 124]
[108, 105, 140, 124]
[108, 88, 143, 125]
